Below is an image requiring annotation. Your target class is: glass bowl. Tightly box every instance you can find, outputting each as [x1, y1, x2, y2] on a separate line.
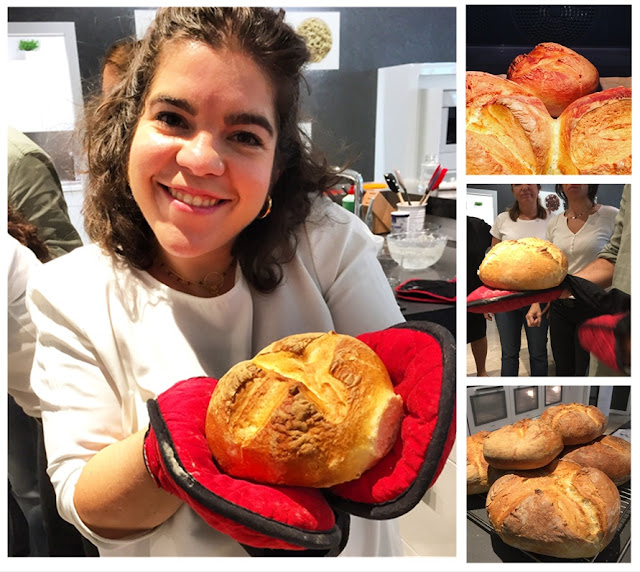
[386, 229, 448, 270]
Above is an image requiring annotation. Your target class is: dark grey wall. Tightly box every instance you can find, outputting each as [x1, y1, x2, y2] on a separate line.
[8, 6, 456, 180]
[469, 184, 625, 214]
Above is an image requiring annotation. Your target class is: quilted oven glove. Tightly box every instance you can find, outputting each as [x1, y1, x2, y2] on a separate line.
[578, 311, 630, 375]
[143, 321, 456, 554]
[395, 279, 456, 304]
[467, 274, 625, 315]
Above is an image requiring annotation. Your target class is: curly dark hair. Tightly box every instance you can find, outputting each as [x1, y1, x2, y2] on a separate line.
[554, 184, 599, 210]
[8, 204, 51, 263]
[82, 7, 342, 292]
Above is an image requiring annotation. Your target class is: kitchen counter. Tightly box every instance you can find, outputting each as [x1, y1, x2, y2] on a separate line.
[378, 213, 456, 336]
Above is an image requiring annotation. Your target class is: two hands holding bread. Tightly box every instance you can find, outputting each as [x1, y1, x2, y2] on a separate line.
[467, 42, 631, 175]
[467, 403, 629, 559]
[142, 322, 456, 555]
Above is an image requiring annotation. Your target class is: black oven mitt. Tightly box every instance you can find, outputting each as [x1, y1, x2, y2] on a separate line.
[142, 321, 456, 555]
[395, 279, 456, 304]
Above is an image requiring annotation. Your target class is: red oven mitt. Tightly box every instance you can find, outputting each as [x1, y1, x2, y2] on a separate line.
[143, 321, 455, 552]
[143, 376, 347, 554]
[395, 279, 457, 304]
[579, 312, 630, 374]
[328, 321, 456, 518]
[467, 275, 610, 314]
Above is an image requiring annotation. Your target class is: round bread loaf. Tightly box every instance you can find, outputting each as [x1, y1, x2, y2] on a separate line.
[467, 431, 509, 495]
[205, 331, 404, 488]
[560, 435, 630, 486]
[557, 86, 632, 174]
[483, 418, 563, 470]
[466, 72, 554, 175]
[478, 237, 568, 291]
[507, 42, 599, 118]
[486, 460, 621, 558]
[540, 403, 607, 445]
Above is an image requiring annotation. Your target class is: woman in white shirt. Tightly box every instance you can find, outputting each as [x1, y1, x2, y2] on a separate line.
[26, 8, 405, 557]
[489, 183, 550, 376]
[527, 184, 618, 375]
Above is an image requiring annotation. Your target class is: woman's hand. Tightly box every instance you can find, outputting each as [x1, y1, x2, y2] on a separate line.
[483, 313, 493, 321]
[526, 303, 543, 327]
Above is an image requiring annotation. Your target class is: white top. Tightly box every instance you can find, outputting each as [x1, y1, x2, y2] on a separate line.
[546, 206, 619, 274]
[26, 199, 406, 557]
[490, 211, 549, 242]
[7, 234, 42, 418]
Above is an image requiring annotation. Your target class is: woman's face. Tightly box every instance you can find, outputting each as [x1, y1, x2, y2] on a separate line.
[512, 184, 539, 204]
[128, 40, 278, 265]
[561, 184, 590, 200]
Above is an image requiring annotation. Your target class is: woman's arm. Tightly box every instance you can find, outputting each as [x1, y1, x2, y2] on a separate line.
[73, 430, 182, 539]
[490, 236, 501, 247]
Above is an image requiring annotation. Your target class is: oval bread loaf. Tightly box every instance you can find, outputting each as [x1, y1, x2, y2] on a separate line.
[478, 237, 568, 291]
[206, 331, 404, 488]
[486, 460, 621, 558]
[540, 402, 607, 445]
[483, 418, 564, 470]
[507, 42, 600, 118]
[560, 435, 630, 486]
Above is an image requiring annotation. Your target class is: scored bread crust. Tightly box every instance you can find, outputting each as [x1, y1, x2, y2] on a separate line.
[560, 435, 631, 486]
[507, 42, 600, 118]
[557, 86, 632, 174]
[205, 331, 404, 488]
[540, 403, 607, 445]
[482, 418, 564, 470]
[486, 460, 621, 558]
[466, 72, 554, 175]
[478, 237, 568, 291]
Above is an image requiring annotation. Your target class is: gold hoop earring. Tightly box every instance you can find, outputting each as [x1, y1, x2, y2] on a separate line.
[257, 195, 272, 220]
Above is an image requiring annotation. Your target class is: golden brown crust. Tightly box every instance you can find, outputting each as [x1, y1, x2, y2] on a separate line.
[205, 331, 404, 487]
[483, 418, 564, 470]
[486, 460, 620, 558]
[507, 42, 600, 118]
[466, 72, 554, 175]
[540, 403, 607, 445]
[557, 86, 632, 174]
[478, 237, 568, 291]
[560, 435, 631, 486]
[467, 431, 509, 494]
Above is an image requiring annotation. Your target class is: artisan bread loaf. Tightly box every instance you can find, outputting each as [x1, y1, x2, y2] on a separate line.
[467, 431, 508, 494]
[478, 237, 568, 291]
[557, 86, 632, 174]
[507, 42, 599, 118]
[560, 435, 630, 486]
[486, 460, 621, 558]
[466, 72, 554, 175]
[483, 418, 563, 470]
[540, 403, 607, 445]
[205, 331, 404, 488]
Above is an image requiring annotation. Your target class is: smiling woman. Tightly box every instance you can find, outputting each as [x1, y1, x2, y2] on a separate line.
[25, 7, 407, 558]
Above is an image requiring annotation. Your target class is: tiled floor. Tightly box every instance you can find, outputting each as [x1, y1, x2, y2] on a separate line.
[467, 316, 556, 377]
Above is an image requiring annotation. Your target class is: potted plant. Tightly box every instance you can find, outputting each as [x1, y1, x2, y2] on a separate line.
[18, 39, 40, 52]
